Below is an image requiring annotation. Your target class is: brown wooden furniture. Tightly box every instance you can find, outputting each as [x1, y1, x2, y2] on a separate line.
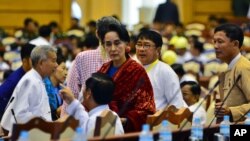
[88, 124, 221, 141]
[146, 105, 193, 131]
[94, 110, 118, 138]
[10, 116, 79, 141]
[11, 117, 55, 141]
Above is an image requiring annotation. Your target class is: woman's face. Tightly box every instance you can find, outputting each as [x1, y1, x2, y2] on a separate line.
[53, 62, 67, 84]
[103, 31, 127, 65]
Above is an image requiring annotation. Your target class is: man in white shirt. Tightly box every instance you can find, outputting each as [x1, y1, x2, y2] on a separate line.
[1, 46, 58, 134]
[136, 30, 187, 110]
[180, 81, 206, 126]
[60, 72, 124, 138]
[29, 25, 52, 46]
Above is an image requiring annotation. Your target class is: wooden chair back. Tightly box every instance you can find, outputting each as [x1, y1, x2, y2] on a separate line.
[146, 105, 193, 131]
[11, 116, 79, 141]
[94, 110, 117, 138]
[11, 117, 55, 141]
[56, 115, 79, 139]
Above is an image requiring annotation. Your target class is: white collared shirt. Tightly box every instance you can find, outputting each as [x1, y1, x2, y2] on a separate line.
[29, 36, 51, 46]
[144, 60, 187, 110]
[1, 69, 51, 132]
[66, 100, 124, 138]
[189, 102, 207, 126]
[228, 53, 241, 70]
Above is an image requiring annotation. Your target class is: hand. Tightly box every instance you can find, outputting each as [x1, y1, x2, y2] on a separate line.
[59, 84, 75, 104]
[215, 102, 231, 118]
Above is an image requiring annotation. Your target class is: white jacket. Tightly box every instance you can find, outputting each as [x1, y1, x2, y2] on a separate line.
[1, 69, 51, 132]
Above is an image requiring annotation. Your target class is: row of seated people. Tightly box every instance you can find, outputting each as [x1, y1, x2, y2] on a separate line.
[0, 74, 220, 140]
[1, 16, 250, 141]
[0, 99, 231, 141]
[0, 66, 246, 140]
[0, 105, 192, 141]
[0, 17, 186, 137]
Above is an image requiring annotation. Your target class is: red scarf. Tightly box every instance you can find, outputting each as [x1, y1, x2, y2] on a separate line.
[99, 58, 156, 132]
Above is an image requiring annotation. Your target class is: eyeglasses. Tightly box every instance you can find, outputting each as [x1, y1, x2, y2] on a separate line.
[135, 43, 155, 49]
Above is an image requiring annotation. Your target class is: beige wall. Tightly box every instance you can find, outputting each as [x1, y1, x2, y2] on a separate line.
[77, 0, 122, 26]
[174, 0, 233, 24]
[0, 0, 71, 35]
[0, 0, 235, 35]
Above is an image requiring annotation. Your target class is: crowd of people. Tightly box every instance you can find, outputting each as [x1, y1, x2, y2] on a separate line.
[0, 14, 250, 139]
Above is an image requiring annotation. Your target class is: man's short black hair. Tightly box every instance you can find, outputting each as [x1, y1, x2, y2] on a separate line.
[171, 63, 185, 76]
[56, 47, 66, 65]
[21, 43, 36, 60]
[136, 30, 163, 48]
[214, 23, 243, 48]
[83, 34, 99, 49]
[86, 72, 115, 105]
[180, 81, 201, 96]
[24, 18, 33, 27]
[87, 20, 96, 27]
[49, 21, 59, 28]
[39, 25, 52, 37]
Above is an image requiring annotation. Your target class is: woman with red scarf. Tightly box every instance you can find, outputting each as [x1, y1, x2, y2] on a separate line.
[98, 24, 156, 132]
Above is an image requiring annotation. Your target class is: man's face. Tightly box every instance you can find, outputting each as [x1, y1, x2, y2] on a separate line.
[181, 85, 197, 106]
[136, 39, 159, 65]
[41, 51, 58, 77]
[213, 31, 238, 64]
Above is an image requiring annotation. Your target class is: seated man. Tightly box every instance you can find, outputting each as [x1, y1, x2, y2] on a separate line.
[180, 81, 207, 126]
[59, 72, 124, 138]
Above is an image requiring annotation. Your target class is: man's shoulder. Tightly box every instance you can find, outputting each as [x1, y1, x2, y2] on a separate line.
[156, 61, 174, 72]
[126, 59, 145, 71]
[19, 70, 40, 83]
[236, 56, 250, 68]
[75, 48, 101, 59]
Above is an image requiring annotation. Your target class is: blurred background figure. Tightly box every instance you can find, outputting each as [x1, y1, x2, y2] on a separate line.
[180, 81, 206, 126]
[44, 48, 67, 121]
[153, 0, 180, 31]
[29, 25, 52, 46]
[85, 20, 97, 36]
[15, 18, 38, 45]
[232, 0, 250, 17]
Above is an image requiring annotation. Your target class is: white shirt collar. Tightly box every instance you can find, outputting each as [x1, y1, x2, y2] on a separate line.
[88, 104, 109, 116]
[228, 53, 241, 70]
[189, 102, 199, 110]
[31, 68, 43, 82]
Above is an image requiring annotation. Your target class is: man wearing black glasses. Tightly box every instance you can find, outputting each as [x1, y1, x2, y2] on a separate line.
[136, 30, 187, 111]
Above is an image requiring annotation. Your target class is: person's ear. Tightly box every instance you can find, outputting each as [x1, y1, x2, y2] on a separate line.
[22, 58, 28, 64]
[233, 40, 239, 47]
[86, 89, 92, 99]
[194, 94, 200, 102]
[125, 46, 131, 53]
[38, 59, 44, 68]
